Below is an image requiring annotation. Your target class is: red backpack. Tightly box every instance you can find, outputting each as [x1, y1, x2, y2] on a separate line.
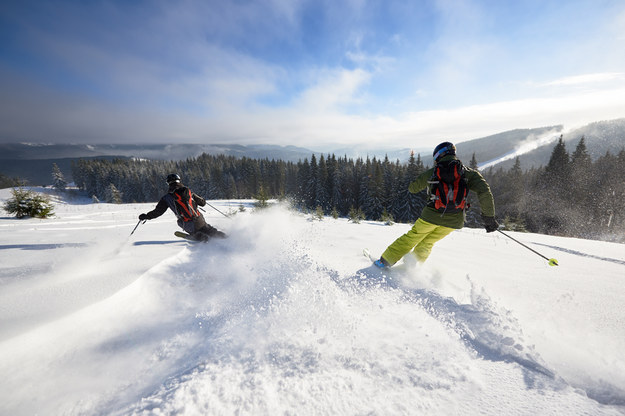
[172, 187, 200, 222]
[428, 159, 468, 213]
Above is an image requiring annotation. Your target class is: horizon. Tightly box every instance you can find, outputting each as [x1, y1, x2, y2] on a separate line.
[1, 1, 625, 149]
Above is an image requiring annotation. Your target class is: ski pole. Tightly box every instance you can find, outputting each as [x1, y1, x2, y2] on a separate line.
[497, 230, 559, 266]
[205, 202, 231, 219]
[130, 219, 146, 236]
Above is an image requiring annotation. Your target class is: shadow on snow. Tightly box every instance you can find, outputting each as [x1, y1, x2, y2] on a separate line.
[0, 243, 88, 250]
[532, 242, 625, 266]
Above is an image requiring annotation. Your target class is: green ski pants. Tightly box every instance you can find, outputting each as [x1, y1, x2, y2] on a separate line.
[381, 218, 455, 265]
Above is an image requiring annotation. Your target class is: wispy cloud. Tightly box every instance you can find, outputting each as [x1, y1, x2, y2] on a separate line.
[543, 72, 625, 87]
[294, 68, 372, 111]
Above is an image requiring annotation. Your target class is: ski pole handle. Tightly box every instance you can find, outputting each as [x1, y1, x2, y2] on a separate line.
[130, 219, 146, 236]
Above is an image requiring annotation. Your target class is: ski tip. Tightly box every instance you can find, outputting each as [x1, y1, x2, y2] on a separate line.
[174, 231, 197, 241]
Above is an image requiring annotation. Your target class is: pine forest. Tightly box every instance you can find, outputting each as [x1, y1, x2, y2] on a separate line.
[69, 137, 625, 243]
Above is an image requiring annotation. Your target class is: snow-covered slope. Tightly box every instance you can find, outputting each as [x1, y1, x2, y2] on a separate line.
[0, 188, 624, 415]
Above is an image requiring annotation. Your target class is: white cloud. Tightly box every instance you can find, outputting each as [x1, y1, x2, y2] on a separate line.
[292, 67, 372, 112]
[165, 80, 625, 150]
[3, 66, 625, 150]
[543, 72, 625, 87]
[396, 85, 625, 143]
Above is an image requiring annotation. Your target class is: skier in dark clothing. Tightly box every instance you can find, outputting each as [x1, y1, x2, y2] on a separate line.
[139, 174, 226, 241]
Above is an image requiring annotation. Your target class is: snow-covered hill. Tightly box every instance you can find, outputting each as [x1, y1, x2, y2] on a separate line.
[1, 188, 624, 415]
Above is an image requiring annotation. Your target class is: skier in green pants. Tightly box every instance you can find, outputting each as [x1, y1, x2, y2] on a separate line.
[374, 142, 498, 268]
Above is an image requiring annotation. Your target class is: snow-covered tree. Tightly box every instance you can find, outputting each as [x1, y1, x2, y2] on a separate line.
[3, 188, 55, 218]
[104, 183, 123, 204]
[51, 163, 67, 191]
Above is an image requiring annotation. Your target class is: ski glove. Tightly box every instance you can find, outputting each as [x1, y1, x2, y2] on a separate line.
[482, 215, 499, 233]
[139, 213, 148, 221]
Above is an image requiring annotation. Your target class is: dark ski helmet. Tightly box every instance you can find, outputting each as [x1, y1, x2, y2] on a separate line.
[166, 173, 181, 185]
[433, 142, 456, 162]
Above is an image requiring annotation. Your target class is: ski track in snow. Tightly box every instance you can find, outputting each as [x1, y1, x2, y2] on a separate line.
[531, 242, 625, 266]
[0, 190, 624, 415]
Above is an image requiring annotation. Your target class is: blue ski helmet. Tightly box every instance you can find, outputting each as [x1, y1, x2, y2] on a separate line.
[433, 142, 456, 162]
[166, 173, 181, 185]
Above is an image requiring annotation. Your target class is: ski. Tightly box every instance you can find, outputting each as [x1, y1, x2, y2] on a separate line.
[174, 231, 200, 242]
[363, 248, 376, 262]
[364, 248, 391, 269]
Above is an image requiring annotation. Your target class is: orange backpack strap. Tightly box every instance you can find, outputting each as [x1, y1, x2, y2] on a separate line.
[429, 160, 468, 213]
[173, 187, 200, 221]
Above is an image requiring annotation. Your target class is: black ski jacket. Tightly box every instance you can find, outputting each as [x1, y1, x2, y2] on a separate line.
[144, 183, 208, 233]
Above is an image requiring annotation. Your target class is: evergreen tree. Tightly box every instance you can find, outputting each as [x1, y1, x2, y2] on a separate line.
[390, 168, 407, 222]
[357, 157, 372, 212]
[568, 137, 594, 235]
[381, 155, 395, 212]
[406, 152, 427, 222]
[464, 154, 486, 227]
[489, 157, 526, 230]
[469, 153, 478, 170]
[314, 205, 324, 220]
[0, 173, 22, 188]
[4, 188, 55, 218]
[296, 158, 311, 207]
[531, 136, 571, 234]
[613, 150, 625, 235]
[591, 151, 619, 233]
[348, 206, 365, 223]
[570, 137, 592, 198]
[104, 183, 123, 204]
[380, 208, 394, 225]
[51, 163, 67, 191]
[225, 173, 238, 199]
[544, 135, 570, 191]
[254, 185, 269, 209]
[315, 155, 330, 212]
[363, 161, 385, 220]
[329, 156, 345, 215]
[493, 158, 523, 213]
[307, 155, 318, 208]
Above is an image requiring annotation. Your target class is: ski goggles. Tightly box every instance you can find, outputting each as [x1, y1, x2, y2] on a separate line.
[433, 145, 455, 162]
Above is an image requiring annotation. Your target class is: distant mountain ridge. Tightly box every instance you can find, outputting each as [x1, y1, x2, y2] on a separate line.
[451, 126, 564, 169]
[0, 143, 316, 162]
[1, 118, 624, 184]
[473, 118, 625, 171]
[0, 143, 318, 184]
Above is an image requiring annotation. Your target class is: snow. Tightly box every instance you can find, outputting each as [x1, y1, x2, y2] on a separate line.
[1, 187, 624, 415]
[478, 129, 562, 170]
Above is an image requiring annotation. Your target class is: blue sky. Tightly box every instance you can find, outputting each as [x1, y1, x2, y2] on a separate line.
[1, 0, 625, 150]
